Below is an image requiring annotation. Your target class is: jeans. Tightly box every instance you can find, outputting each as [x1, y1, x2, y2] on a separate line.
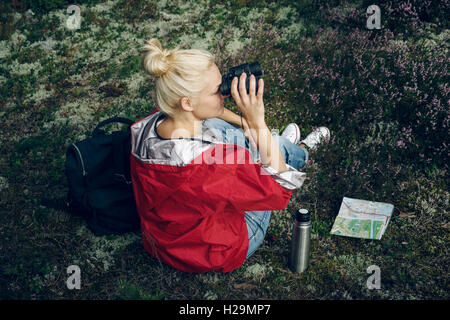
[203, 118, 309, 259]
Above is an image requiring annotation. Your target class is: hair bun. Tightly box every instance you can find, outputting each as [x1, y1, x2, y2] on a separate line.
[141, 38, 175, 77]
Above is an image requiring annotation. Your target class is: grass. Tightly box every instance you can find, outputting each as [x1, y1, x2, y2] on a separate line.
[0, 0, 448, 300]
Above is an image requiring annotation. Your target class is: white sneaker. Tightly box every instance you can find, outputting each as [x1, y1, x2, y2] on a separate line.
[281, 123, 301, 145]
[300, 126, 330, 150]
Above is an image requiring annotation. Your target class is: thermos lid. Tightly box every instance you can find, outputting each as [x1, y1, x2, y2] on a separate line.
[296, 208, 310, 222]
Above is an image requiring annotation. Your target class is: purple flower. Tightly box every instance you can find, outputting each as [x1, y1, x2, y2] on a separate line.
[397, 140, 406, 148]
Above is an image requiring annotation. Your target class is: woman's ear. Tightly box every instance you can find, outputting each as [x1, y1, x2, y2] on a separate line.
[179, 97, 194, 112]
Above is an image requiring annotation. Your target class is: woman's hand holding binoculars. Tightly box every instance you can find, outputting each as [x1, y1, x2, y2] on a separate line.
[230, 72, 287, 173]
[230, 72, 265, 129]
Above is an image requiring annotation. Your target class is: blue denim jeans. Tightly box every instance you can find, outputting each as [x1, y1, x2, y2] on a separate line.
[203, 117, 309, 259]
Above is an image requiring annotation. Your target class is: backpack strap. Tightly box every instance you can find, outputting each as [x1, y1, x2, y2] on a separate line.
[92, 117, 134, 136]
[92, 117, 134, 185]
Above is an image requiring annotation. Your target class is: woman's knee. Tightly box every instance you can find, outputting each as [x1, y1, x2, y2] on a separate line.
[275, 135, 308, 169]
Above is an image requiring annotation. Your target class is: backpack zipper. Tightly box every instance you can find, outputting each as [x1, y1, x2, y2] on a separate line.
[72, 143, 87, 176]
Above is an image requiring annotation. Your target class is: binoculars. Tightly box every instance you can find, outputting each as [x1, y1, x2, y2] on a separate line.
[219, 62, 262, 96]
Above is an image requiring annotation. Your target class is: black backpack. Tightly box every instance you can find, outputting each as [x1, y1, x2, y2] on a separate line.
[42, 117, 140, 236]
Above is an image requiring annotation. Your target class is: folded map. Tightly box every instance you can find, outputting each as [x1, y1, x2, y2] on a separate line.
[330, 197, 394, 240]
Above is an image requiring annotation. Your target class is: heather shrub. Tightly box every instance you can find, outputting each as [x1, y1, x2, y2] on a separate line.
[362, 0, 450, 33]
[216, 11, 448, 219]
[227, 21, 448, 168]
[316, 0, 450, 36]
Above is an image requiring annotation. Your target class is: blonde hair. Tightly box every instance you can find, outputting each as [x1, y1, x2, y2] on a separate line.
[140, 39, 215, 117]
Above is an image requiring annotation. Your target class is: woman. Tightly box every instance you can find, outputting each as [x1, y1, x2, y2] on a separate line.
[130, 39, 330, 273]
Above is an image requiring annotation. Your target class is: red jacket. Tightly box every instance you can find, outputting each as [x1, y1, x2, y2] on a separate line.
[130, 109, 305, 273]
